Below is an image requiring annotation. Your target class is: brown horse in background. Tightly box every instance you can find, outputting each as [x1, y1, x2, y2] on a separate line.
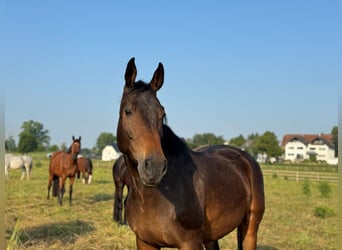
[47, 136, 81, 206]
[116, 58, 265, 250]
[77, 156, 93, 184]
[112, 155, 131, 224]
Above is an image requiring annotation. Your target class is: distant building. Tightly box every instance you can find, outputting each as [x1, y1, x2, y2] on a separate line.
[101, 143, 122, 161]
[281, 134, 337, 164]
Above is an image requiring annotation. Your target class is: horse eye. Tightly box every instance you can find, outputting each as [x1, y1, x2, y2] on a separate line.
[124, 109, 132, 116]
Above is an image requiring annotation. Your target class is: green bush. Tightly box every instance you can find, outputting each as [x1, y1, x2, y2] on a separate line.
[318, 181, 331, 198]
[302, 179, 311, 197]
[314, 206, 335, 218]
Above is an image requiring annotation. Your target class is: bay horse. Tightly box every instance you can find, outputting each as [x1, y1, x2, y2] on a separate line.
[77, 155, 93, 184]
[5, 154, 33, 180]
[112, 154, 131, 224]
[116, 58, 265, 250]
[47, 136, 81, 206]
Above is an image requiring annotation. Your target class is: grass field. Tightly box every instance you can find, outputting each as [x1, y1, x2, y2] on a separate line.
[5, 154, 338, 249]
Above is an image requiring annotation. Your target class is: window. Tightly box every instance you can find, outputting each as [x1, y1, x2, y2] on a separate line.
[297, 147, 304, 150]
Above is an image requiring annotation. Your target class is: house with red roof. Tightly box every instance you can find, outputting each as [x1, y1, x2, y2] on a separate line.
[281, 134, 337, 164]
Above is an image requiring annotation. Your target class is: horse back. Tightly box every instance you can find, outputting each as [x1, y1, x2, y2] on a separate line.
[50, 151, 77, 177]
[197, 145, 264, 201]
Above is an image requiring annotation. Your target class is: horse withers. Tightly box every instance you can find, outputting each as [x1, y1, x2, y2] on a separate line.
[116, 58, 265, 250]
[47, 136, 81, 206]
[5, 154, 33, 180]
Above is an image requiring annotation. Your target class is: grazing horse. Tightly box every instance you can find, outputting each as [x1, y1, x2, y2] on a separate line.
[116, 58, 265, 250]
[5, 154, 33, 180]
[77, 156, 93, 184]
[47, 136, 81, 206]
[112, 155, 131, 224]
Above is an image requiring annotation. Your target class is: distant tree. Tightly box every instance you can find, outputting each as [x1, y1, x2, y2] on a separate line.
[189, 133, 225, 149]
[229, 134, 246, 148]
[331, 126, 338, 157]
[254, 131, 282, 158]
[96, 132, 116, 154]
[245, 133, 260, 157]
[49, 145, 59, 152]
[5, 136, 17, 152]
[18, 133, 38, 153]
[18, 120, 50, 152]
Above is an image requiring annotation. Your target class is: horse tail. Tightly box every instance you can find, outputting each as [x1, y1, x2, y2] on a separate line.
[88, 159, 93, 174]
[52, 175, 59, 197]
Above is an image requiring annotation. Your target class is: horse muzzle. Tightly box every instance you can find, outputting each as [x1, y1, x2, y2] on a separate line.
[137, 157, 167, 187]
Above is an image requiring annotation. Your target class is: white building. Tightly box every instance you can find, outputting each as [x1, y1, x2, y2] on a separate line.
[101, 143, 122, 161]
[282, 134, 337, 164]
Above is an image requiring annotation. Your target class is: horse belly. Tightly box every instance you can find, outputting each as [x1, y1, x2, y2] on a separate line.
[9, 158, 24, 169]
[201, 168, 251, 240]
[205, 199, 248, 240]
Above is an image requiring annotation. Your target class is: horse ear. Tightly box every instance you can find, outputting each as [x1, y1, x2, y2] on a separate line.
[150, 62, 164, 92]
[72, 136, 75, 141]
[79, 136, 81, 141]
[125, 57, 137, 88]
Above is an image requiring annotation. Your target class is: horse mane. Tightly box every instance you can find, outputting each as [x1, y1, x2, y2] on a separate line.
[161, 125, 190, 155]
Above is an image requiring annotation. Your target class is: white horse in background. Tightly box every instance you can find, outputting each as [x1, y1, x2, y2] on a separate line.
[5, 154, 33, 180]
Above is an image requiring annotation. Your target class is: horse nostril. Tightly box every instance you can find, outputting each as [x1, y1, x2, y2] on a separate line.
[144, 159, 152, 174]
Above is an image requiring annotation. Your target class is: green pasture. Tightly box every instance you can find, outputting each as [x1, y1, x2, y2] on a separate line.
[5, 153, 338, 249]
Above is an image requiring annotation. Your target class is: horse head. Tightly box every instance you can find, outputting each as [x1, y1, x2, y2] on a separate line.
[117, 58, 167, 187]
[70, 136, 81, 160]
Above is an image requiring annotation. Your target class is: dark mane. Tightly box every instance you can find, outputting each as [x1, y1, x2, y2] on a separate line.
[161, 125, 190, 155]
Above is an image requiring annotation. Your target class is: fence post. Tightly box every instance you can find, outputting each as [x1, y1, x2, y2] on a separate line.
[296, 171, 299, 181]
[317, 173, 319, 181]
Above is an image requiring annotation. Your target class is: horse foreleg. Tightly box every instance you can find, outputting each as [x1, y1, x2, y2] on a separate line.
[204, 241, 219, 250]
[47, 175, 53, 199]
[20, 171, 25, 180]
[26, 167, 30, 181]
[58, 177, 66, 206]
[69, 176, 75, 206]
[114, 182, 124, 223]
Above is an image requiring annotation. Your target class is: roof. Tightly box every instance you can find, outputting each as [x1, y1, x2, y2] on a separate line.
[281, 134, 334, 148]
[103, 143, 121, 152]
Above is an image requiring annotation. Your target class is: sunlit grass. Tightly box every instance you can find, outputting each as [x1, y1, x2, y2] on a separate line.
[5, 154, 338, 249]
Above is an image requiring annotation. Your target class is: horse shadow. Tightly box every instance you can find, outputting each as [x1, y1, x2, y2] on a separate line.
[258, 245, 279, 250]
[18, 220, 95, 246]
[90, 193, 113, 203]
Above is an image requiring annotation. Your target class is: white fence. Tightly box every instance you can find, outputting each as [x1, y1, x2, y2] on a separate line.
[262, 169, 338, 183]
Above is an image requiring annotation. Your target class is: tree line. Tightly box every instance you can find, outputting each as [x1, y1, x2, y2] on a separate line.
[5, 120, 338, 159]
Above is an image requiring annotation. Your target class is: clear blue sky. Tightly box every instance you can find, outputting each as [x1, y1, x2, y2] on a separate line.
[2, 1, 340, 149]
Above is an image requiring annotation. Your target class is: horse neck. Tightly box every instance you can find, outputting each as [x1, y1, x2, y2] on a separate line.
[67, 150, 78, 165]
[162, 125, 190, 157]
